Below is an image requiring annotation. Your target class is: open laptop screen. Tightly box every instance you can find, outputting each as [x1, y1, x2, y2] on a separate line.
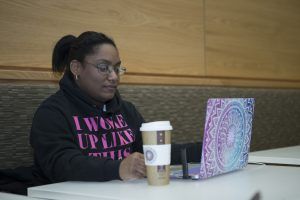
[199, 98, 255, 179]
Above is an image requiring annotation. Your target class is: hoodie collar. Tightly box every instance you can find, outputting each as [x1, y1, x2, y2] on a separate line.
[59, 73, 122, 114]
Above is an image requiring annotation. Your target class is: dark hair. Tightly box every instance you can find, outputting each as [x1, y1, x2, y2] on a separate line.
[52, 31, 117, 77]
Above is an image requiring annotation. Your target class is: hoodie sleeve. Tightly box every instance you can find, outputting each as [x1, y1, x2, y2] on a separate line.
[125, 102, 145, 154]
[30, 105, 121, 183]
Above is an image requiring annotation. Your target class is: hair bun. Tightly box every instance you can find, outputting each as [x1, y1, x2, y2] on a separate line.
[52, 35, 76, 73]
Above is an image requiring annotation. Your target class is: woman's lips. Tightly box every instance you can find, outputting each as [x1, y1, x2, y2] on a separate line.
[103, 85, 117, 92]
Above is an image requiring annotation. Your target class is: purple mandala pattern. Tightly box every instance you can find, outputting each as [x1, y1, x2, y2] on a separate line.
[199, 98, 255, 179]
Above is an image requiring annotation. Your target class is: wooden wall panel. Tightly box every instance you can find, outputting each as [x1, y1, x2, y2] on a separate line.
[0, 0, 205, 76]
[205, 0, 300, 81]
[0, 0, 300, 88]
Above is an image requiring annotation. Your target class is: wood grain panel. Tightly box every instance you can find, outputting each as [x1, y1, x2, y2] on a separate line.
[0, 0, 205, 76]
[205, 0, 300, 81]
[1, 0, 300, 88]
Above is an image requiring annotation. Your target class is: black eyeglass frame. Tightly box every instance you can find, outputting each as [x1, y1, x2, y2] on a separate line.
[83, 61, 126, 76]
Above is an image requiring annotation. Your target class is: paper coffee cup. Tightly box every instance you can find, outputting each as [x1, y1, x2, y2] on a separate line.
[140, 121, 172, 186]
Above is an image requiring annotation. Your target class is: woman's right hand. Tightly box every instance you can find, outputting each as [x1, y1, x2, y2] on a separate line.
[119, 152, 146, 181]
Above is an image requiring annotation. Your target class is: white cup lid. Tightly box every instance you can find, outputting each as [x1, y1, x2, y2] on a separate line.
[140, 121, 173, 132]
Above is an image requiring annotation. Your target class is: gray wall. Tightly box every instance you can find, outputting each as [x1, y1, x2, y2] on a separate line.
[1, 83, 300, 169]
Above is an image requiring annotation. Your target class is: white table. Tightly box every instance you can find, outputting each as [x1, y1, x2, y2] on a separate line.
[0, 192, 40, 200]
[249, 145, 300, 165]
[28, 164, 300, 200]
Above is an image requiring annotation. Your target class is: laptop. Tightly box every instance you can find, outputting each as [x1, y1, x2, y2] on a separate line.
[171, 98, 255, 180]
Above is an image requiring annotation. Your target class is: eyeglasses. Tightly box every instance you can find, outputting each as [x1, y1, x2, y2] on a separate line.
[83, 61, 126, 76]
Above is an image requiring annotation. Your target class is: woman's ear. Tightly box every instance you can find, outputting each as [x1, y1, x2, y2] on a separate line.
[70, 60, 82, 79]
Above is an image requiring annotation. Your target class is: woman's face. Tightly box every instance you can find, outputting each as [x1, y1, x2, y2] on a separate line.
[76, 43, 121, 104]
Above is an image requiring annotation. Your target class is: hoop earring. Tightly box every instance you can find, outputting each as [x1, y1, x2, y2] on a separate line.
[75, 75, 78, 80]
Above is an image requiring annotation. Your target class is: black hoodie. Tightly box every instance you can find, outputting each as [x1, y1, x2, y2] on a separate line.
[30, 74, 144, 184]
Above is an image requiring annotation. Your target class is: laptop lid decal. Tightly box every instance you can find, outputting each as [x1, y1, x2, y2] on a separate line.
[199, 98, 255, 179]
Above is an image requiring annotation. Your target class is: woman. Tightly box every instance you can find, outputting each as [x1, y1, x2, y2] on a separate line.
[0, 31, 201, 195]
[30, 31, 146, 184]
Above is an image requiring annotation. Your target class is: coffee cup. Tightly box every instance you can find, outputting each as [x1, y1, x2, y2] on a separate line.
[140, 121, 172, 186]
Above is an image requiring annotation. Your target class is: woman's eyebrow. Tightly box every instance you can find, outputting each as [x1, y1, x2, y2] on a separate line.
[95, 59, 110, 63]
[114, 61, 122, 66]
[95, 59, 121, 66]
